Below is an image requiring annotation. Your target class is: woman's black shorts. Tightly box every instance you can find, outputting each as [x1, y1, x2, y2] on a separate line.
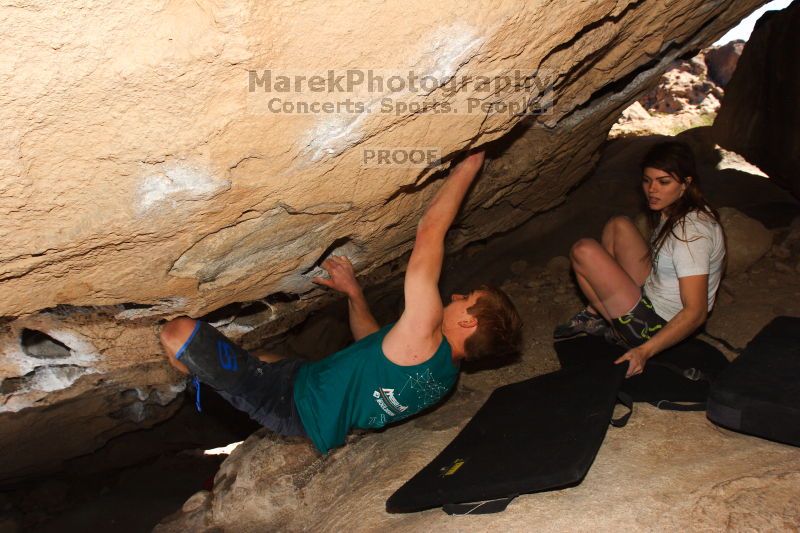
[612, 294, 668, 349]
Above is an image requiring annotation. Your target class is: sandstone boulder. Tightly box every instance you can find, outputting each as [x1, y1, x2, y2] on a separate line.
[610, 48, 723, 139]
[638, 51, 722, 114]
[155, 432, 320, 532]
[704, 40, 745, 87]
[619, 101, 651, 122]
[714, 2, 800, 199]
[719, 207, 773, 275]
[0, 0, 768, 483]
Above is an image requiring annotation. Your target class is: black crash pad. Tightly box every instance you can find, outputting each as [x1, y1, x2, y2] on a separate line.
[707, 316, 800, 447]
[386, 362, 628, 514]
[555, 335, 728, 407]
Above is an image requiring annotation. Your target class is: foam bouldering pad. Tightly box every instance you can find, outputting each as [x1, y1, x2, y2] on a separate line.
[385, 362, 628, 514]
[555, 335, 728, 408]
[707, 316, 800, 447]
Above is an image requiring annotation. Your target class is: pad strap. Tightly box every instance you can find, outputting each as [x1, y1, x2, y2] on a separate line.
[610, 391, 634, 427]
[648, 360, 709, 382]
[646, 360, 708, 411]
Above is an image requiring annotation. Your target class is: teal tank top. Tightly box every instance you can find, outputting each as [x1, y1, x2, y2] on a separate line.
[293, 323, 459, 454]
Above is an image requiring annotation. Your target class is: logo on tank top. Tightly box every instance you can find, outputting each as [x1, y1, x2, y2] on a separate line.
[372, 387, 408, 417]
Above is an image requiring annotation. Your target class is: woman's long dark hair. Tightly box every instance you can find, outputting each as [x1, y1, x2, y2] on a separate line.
[641, 141, 720, 263]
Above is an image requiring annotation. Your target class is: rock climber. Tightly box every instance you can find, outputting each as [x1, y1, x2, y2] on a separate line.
[159, 150, 523, 453]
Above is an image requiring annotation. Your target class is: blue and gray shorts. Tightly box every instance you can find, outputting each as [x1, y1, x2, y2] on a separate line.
[175, 321, 307, 437]
[612, 294, 668, 349]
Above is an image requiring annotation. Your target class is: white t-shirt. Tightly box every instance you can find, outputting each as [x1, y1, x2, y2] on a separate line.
[643, 210, 726, 321]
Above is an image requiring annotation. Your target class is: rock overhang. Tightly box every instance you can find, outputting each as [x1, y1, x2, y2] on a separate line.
[0, 0, 771, 483]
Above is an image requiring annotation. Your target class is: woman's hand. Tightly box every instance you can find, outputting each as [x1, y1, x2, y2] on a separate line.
[614, 275, 709, 378]
[615, 345, 653, 378]
[312, 256, 361, 298]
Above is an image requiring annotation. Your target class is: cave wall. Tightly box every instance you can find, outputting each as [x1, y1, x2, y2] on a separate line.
[713, 0, 800, 199]
[0, 0, 767, 482]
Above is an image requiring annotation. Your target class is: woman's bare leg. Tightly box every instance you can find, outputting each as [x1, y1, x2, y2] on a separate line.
[579, 216, 650, 317]
[570, 238, 642, 320]
[601, 216, 651, 286]
[557, 216, 651, 337]
[576, 272, 610, 318]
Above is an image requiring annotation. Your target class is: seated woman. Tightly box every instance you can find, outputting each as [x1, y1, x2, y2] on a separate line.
[554, 141, 726, 377]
